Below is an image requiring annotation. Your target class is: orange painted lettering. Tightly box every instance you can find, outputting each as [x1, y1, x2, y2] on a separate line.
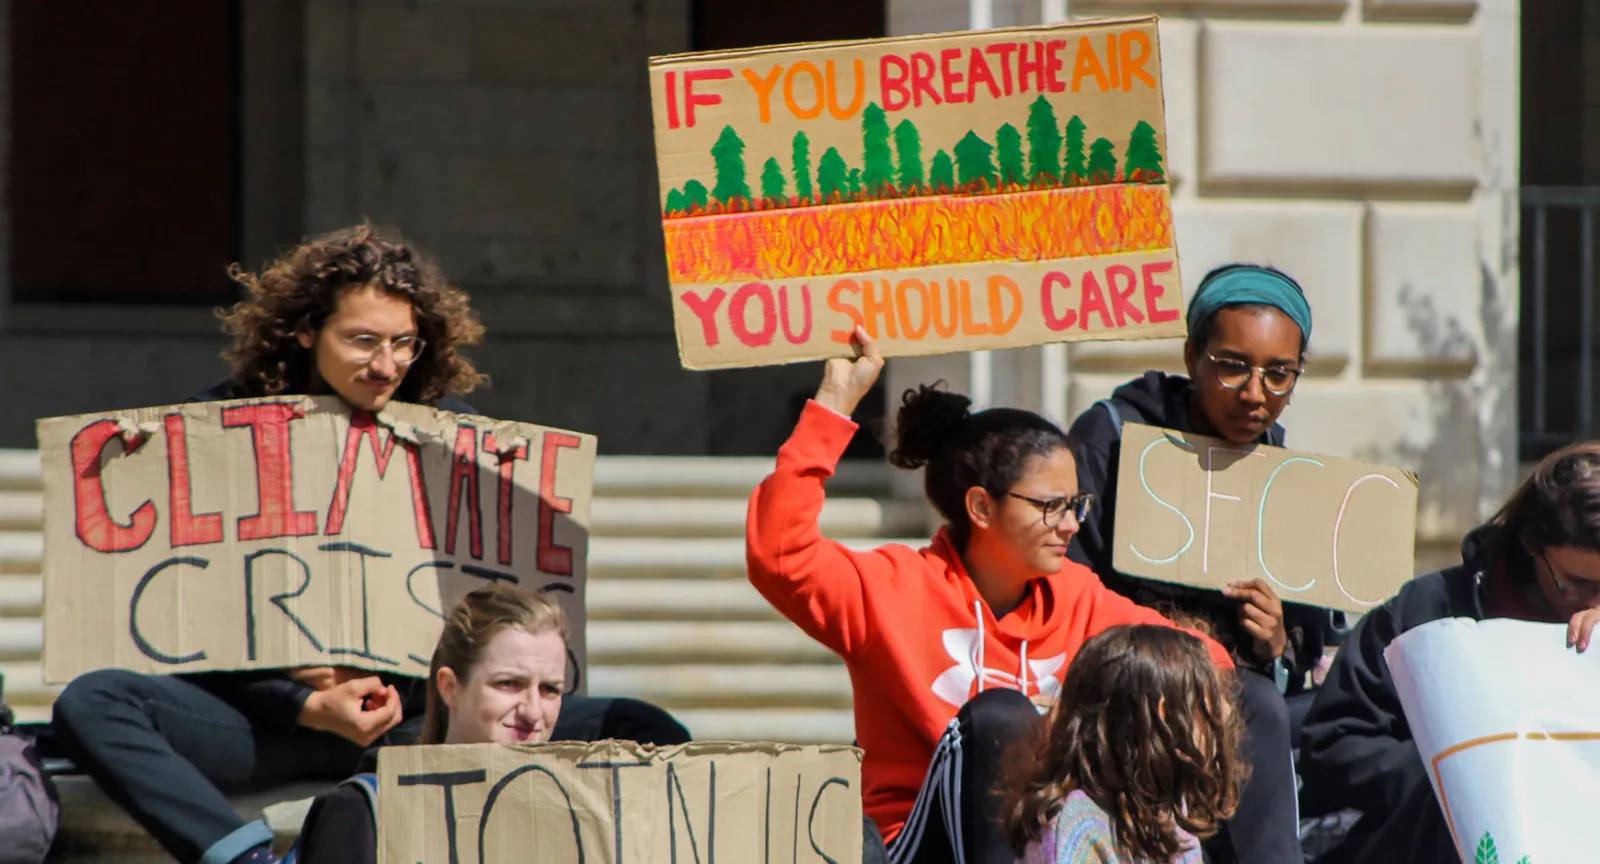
[987, 275, 1023, 335]
[826, 59, 866, 120]
[895, 279, 931, 340]
[959, 279, 991, 337]
[784, 62, 825, 120]
[1120, 31, 1156, 90]
[863, 279, 899, 339]
[742, 65, 783, 123]
[1071, 37, 1110, 93]
[931, 280, 960, 338]
[828, 279, 865, 343]
[1105, 34, 1120, 92]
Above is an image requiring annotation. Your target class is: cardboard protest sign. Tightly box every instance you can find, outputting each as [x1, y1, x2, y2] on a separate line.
[37, 397, 596, 686]
[1387, 618, 1600, 863]
[649, 16, 1184, 370]
[1110, 422, 1417, 614]
[378, 740, 864, 864]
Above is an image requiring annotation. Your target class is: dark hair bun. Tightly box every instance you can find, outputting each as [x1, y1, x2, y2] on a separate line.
[889, 383, 971, 470]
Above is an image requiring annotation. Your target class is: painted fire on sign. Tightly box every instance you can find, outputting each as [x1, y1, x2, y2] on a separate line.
[649, 15, 1185, 370]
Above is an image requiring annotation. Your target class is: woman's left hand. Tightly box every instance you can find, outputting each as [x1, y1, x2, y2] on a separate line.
[1568, 607, 1600, 652]
[1225, 578, 1288, 662]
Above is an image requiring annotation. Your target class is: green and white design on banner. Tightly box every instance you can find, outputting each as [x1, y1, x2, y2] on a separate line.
[1386, 618, 1600, 863]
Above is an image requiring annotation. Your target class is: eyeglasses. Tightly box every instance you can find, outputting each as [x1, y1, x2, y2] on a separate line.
[1008, 492, 1094, 528]
[334, 332, 426, 366]
[1539, 551, 1600, 600]
[1205, 353, 1302, 398]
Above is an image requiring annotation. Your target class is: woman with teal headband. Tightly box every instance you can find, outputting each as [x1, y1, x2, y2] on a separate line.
[1067, 262, 1329, 864]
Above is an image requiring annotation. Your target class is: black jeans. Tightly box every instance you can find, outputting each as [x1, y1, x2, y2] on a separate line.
[875, 688, 1039, 864]
[1204, 668, 1303, 864]
[51, 669, 365, 864]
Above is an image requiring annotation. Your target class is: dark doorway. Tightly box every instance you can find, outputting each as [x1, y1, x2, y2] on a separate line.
[691, 0, 888, 458]
[11, 1, 238, 304]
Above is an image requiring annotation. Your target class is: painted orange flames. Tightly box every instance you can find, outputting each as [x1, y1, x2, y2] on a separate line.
[663, 185, 1172, 285]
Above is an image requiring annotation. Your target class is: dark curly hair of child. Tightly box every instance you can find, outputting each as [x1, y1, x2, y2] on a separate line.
[217, 223, 485, 404]
[1002, 624, 1249, 862]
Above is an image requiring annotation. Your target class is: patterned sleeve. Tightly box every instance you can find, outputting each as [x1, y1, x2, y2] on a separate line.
[1044, 792, 1122, 864]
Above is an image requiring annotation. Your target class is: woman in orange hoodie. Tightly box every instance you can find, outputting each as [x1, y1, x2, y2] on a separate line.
[747, 329, 1234, 864]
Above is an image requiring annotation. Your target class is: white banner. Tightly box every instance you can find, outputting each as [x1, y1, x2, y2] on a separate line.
[1386, 618, 1600, 863]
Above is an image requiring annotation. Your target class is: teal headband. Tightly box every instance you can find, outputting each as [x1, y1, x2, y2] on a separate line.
[1186, 266, 1313, 346]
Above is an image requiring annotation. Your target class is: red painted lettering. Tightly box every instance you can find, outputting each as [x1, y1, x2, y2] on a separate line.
[483, 433, 529, 567]
[939, 48, 966, 104]
[983, 43, 1018, 96]
[910, 52, 942, 107]
[538, 433, 582, 576]
[664, 71, 679, 129]
[165, 414, 221, 547]
[1078, 271, 1114, 330]
[684, 68, 733, 128]
[325, 412, 436, 549]
[966, 48, 1000, 101]
[681, 288, 726, 347]
[827, 279, 865, 343]
[1017, 41, 1044, 93]
[71, 420, 155, 553]
[730, 282, 778, 347]
[1142, 261, 1182, 323]
[779, 284, 813, 344]
[1106, 265, 1146, 327]
[222, 403, 317, 541]
[1041, 272, 1079, 331]
[880, 55, 911, 111]
[445, 425, 484, 560]
[1045, 39, 1068, 92]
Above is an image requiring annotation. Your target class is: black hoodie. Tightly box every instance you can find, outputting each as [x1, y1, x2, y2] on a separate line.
[1295, 529, 1495, 864]
[1066, 371, 1327, 685]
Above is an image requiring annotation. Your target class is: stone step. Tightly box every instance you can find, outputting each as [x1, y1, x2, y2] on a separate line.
[0, 450, 38, 491]
[588, 578, 779, 620]
[0, 574, 41, 616]
[588, 663, 850, 709]
[0, 490, 41, 530]
[668, 708, 855, 744]
[590, 496, 925, 538]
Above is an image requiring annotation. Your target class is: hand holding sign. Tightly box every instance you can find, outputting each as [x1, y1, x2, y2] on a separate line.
[286, 665, 367, 692]
[814, 326, 884, 418]
[1224, 578, 1288, 662]
[299, 676, 402, 746]
[1569, 608, 1600, 653]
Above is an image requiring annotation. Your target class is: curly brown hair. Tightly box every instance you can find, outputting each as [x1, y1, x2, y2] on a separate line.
[218, 224, 485, 404]
[1001, 624, 1248, 862]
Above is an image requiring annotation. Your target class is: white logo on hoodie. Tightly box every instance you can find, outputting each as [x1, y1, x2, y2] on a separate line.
[930, 626, 1066, 708]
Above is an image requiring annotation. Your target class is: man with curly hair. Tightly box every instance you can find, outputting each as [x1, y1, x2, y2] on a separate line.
[49, 226, 686, 864]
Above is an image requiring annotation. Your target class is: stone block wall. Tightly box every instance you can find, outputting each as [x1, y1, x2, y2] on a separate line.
[887, 0, 1519, 570]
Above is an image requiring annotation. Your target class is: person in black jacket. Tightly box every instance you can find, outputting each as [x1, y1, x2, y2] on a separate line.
[50, 226, 689, 864]
[1067, 263, 1335, 864]
[1298, 442, 1600, 864]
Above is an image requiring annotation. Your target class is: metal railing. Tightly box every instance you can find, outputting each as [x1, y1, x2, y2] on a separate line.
[1521, 187, 1600, 459]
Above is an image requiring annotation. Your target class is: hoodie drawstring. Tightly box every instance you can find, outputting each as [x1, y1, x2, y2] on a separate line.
[972, 600, 1033, 696]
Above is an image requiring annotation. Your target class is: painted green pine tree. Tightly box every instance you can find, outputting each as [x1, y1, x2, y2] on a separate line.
[848, 168, 862, 197]
[930, 149, 955, 192]
[894, 119, 925, 192]
[1087, 137, 1118, 184]
[1123, 120, 1165, 182]
[1064, 115, 1087, 184]
[710, 126, 750, 204]
[953, 131, 998, 190]
[664, 188, 687, 215]
[1474, 831, 1529, 864]
[818, 147, 850, 201]
[1025, 96, 1062, 183]
[683, 179, 709, 211]
[861, 103, 895, 195]
[791, 131, 814, 202]
[996, 123, 1025, 187]
[760, 157, 786, 201]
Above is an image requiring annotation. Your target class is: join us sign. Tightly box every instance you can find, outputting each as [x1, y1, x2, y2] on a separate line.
[648, 16, 1185, 369]
[37, 397, 596, 686]
[1110, 423, 1419, 614]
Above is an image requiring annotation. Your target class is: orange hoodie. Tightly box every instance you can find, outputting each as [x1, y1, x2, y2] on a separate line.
[747, 401, 1234, 843]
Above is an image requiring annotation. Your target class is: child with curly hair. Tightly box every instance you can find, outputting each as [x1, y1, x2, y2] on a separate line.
[1003, 624, 1248, 864]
